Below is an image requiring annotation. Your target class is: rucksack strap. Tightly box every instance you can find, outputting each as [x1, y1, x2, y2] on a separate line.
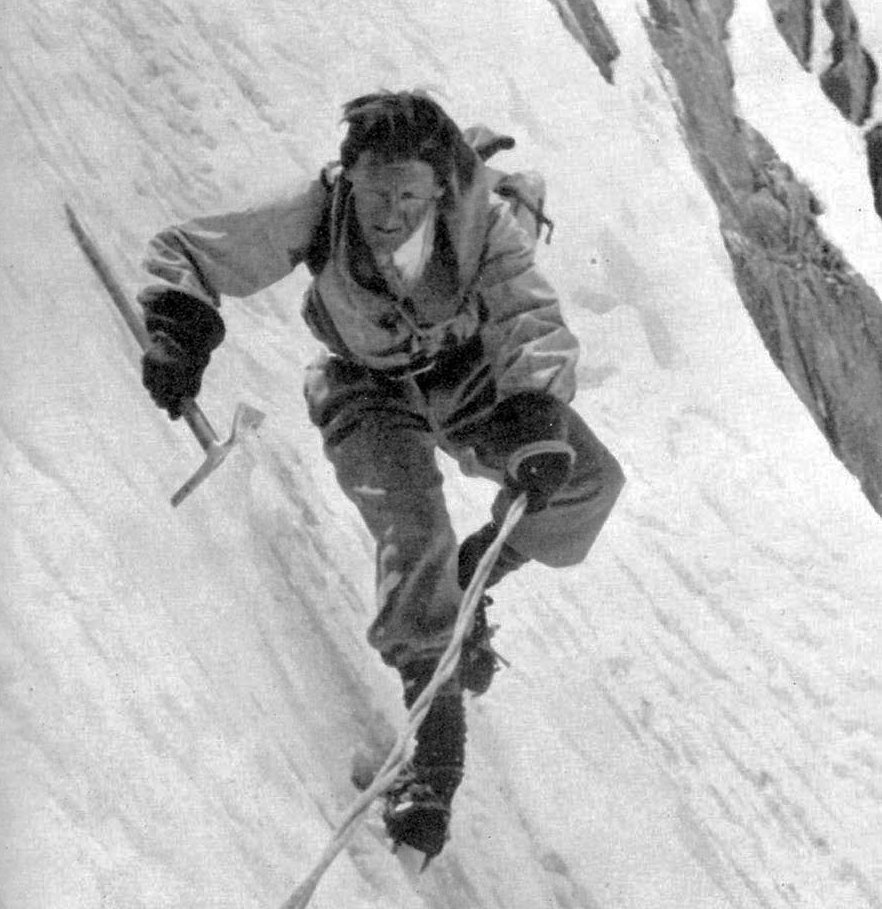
[303, 164, 340, 276]
[464, 127, 555, 245]
[494, 178, 555, 244]
[462, 125, 516, 162]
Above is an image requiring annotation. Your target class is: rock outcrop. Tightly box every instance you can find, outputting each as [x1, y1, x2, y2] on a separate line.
[767, 0, 813, 69]
[549, 0, 882, 515]
[646, 0, 882, 513]
[546, 0, 619, 83]
[818, 0, 878, 125]
[768, 0, 878, 125]
[867, 122, 882, 217]
[723, 147, 882, 511]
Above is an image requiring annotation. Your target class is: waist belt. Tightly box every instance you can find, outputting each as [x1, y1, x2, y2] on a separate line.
[379, 334, 484, 388]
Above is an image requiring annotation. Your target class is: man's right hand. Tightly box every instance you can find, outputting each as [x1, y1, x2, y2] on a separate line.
[141, 333, 209, 420]
[139, 289, 225, 419]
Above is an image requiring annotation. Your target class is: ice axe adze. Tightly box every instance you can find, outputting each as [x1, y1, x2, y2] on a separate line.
[65, 204, 266, 508]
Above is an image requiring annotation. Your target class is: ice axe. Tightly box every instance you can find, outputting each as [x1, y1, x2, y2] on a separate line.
[65, 204, 265, 507]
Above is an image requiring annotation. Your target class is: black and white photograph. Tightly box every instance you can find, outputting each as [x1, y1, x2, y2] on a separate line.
[2, 2, 881, 906]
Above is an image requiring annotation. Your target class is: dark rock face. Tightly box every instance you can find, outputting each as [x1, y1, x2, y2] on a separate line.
[868, 123, 882, 217]
[767, 0, 814, 69]
[639, 1, 882, 514]
[723, 144, 882, 510]
[549, 0, 882, 513]
[769, 0, 878, 125]
[819, 0, 878, 124]
[546, 0, 620, 83]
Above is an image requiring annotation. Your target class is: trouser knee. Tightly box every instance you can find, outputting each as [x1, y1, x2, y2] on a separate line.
[497, 405, 624, 567]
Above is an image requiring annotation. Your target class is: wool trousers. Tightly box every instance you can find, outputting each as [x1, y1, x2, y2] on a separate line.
[304, 348, 624, 668]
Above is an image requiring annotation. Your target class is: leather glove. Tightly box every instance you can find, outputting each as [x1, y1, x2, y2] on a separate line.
[140, 290, 225, 419]
[474, 391, 576, 513]
[505, 440, 575, 513]
[142, 332, 210, 420]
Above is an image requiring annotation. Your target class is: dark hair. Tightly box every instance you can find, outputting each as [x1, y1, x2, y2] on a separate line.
[339, 90, 469, 184]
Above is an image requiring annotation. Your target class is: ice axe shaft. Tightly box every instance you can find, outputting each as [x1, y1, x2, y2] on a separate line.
[65, 204, 265, 507]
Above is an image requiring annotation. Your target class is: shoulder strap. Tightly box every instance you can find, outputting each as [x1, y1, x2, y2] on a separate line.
[303, 165, 341, 276]
[463, 126, 555, 245]
[462, 125, 516, 162]
[493, 172, 555, 245]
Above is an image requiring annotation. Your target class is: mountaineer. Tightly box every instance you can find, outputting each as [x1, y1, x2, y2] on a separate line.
[137, 90, 625, 862]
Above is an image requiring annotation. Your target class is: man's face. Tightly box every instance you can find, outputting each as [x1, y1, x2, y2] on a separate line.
[348, 152, 443, 255]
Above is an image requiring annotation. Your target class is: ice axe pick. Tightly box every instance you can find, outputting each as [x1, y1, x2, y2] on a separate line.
[65, 204, 266, 508]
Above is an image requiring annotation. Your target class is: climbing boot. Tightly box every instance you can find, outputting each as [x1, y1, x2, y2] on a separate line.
[455, 524, 528, 695]
[458, 594, 506, 696]
[458, 521, 529, 591]
[384, 660, 466, 864]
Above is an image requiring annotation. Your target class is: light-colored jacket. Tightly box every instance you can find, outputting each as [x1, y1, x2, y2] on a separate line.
[139, 151, 579, 402]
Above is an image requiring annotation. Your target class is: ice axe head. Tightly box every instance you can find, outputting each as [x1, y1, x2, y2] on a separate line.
[171, 401, 266, 507]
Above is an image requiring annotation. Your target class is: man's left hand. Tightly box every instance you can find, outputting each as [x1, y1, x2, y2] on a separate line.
[506, 440, 575, 513]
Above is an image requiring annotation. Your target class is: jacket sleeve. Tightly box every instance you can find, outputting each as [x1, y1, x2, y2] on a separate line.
[137, 176, 329, 327]
[477, 200, 579, 403]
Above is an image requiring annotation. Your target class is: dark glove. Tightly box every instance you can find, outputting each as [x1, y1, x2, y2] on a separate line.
[140, 290, 225, 420]
[474, 390, 575, 513]
[505, 441, 575, 513]
[142, 333, 211, 419]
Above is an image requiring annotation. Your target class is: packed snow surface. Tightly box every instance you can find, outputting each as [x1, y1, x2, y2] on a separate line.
[2, 1, 880, 907]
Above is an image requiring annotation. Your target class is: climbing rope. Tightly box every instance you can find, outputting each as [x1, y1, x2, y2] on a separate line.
[280, 493, 529, 909]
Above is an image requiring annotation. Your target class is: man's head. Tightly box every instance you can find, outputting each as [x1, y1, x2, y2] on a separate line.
[340, 91, 465, 185]
[340, 91, 469, 254]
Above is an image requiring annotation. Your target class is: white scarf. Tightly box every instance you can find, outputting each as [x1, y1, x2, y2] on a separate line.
[386, 203, 436, 291]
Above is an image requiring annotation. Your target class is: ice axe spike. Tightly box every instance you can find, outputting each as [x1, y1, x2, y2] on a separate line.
[65, 204, 265, 507]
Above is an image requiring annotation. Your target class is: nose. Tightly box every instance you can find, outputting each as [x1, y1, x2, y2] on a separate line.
[376, 194, 406, 226]
[377, 191, 404, 211]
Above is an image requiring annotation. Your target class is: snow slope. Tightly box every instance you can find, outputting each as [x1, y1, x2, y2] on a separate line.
[2, 1, 880, 907]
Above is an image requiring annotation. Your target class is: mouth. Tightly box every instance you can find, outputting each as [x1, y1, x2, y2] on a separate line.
[369, 226, 407, 250]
